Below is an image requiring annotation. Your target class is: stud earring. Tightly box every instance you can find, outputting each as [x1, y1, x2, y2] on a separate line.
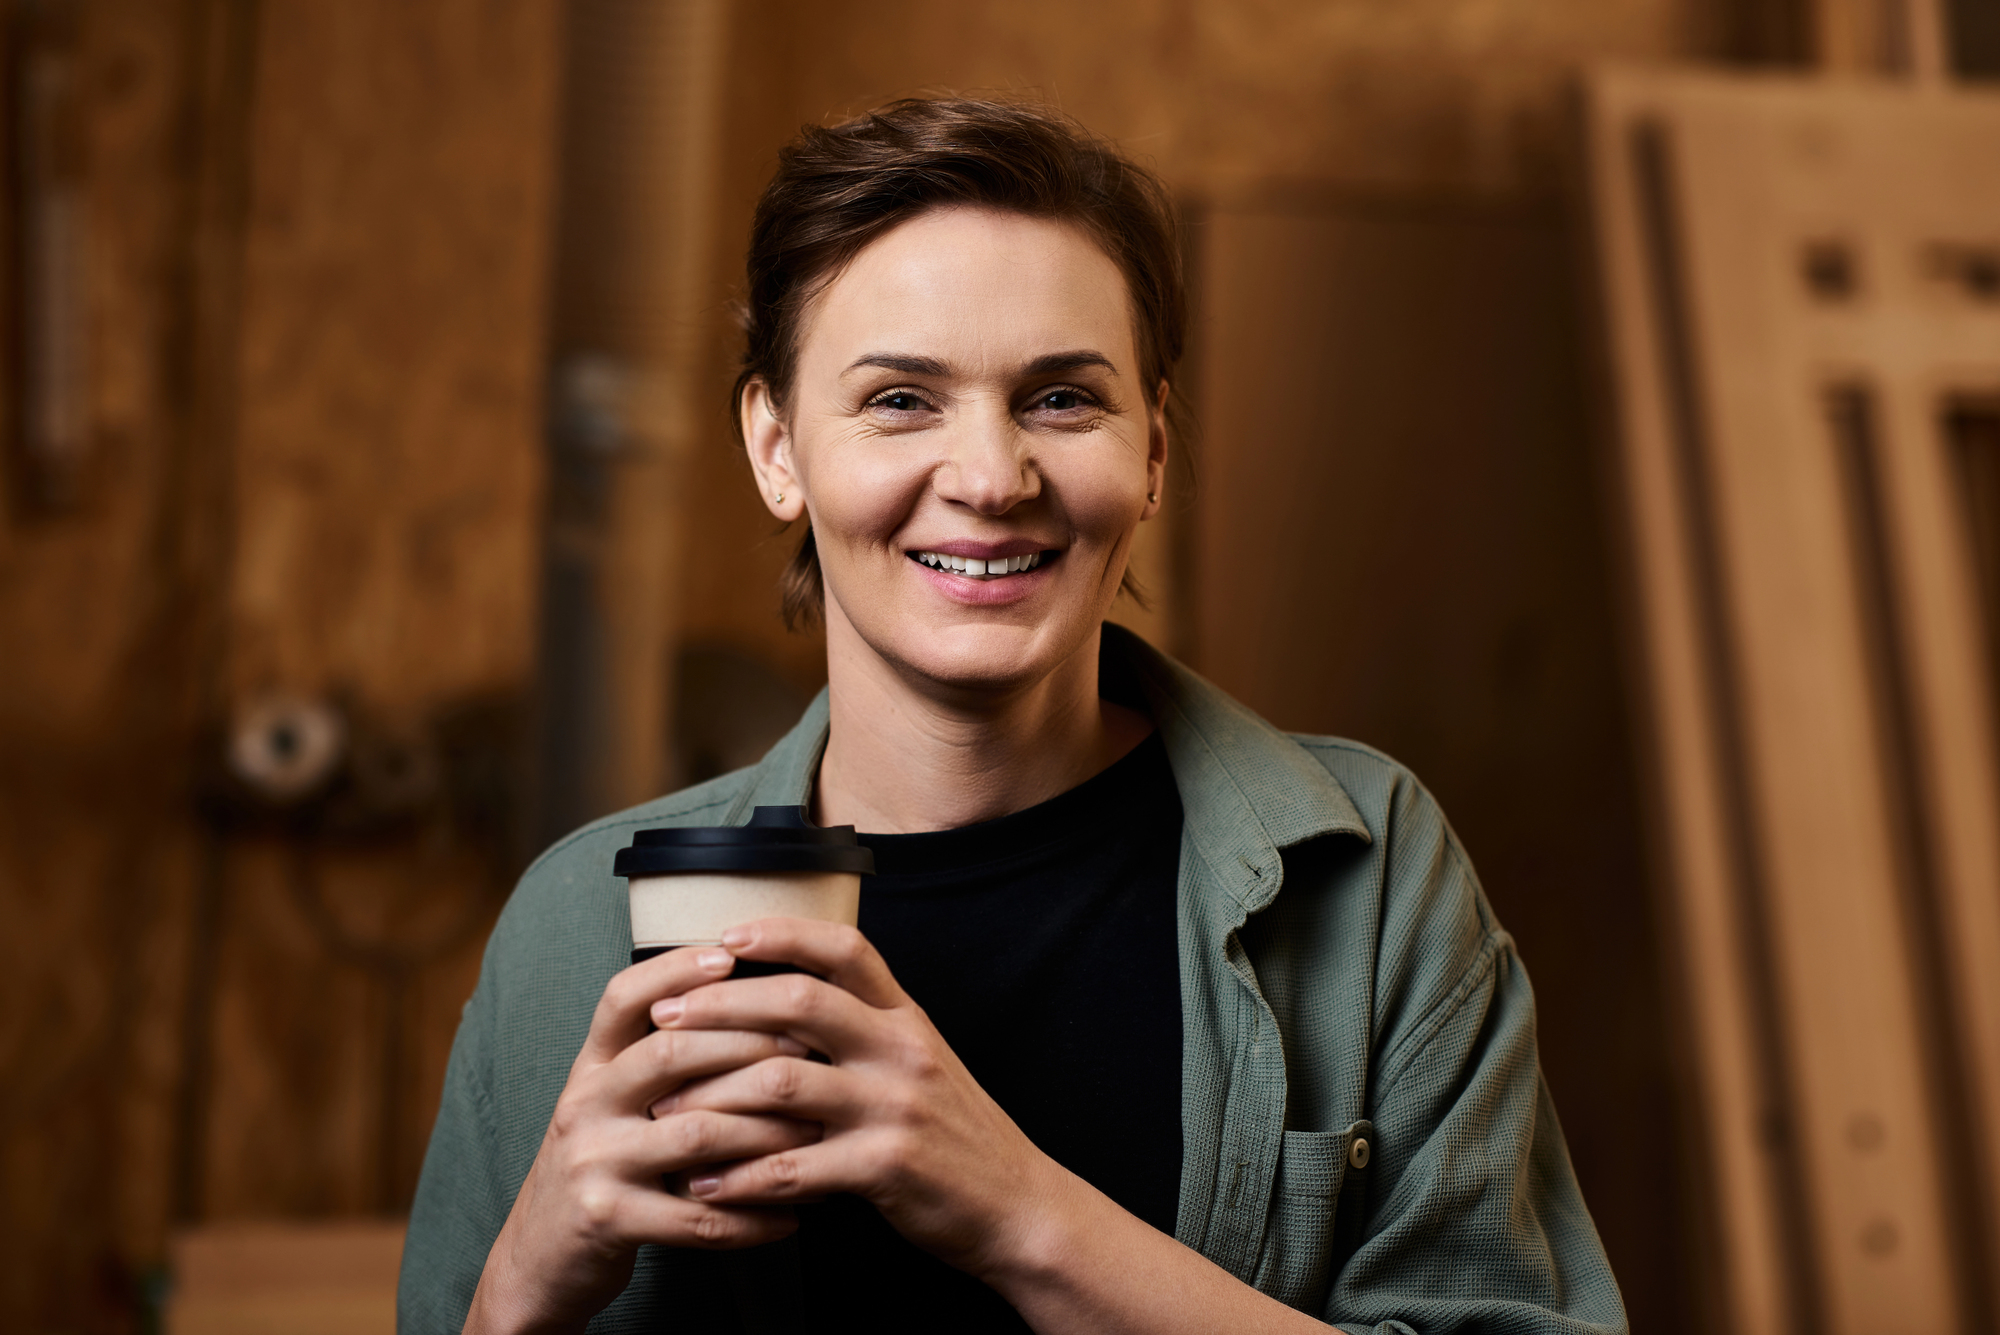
[776, 491, 785, 503]
[1147, 491, 1158, 503]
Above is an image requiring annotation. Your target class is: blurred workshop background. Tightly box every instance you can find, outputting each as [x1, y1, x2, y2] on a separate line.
[3, 1, 1999, 1332]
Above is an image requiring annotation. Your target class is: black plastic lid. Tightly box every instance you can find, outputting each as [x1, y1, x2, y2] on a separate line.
[612, 805, 875, 877]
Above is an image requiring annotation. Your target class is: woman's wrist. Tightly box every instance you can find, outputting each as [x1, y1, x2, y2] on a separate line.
[462, 1221, 592, 1335]
[963, 1149, 1116, 1301]
[463, 1276, 588, 1335]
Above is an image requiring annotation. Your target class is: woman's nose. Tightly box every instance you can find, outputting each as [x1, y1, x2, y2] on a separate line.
[936, 410, 1040, 514]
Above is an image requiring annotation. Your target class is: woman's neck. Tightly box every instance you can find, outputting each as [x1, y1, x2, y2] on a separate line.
[812, 615, 1152, 835]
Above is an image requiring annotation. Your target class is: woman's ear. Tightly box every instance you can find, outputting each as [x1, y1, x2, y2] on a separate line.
[742, 377, 807, 522]
[1142, 379, 1170, 519]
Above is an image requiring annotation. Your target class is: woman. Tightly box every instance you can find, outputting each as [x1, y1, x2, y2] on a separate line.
[402, 99, 1626, 1335]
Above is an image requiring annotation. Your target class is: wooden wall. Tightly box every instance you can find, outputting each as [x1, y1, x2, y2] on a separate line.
[0, 12, 205, 1324]
[203, 0, 559, 1223]
[0, 0, 561, 1329]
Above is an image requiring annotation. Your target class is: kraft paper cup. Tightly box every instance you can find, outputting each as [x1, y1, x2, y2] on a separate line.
[613, 805, 874, 976]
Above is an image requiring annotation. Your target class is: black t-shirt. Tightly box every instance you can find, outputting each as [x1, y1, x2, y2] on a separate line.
[793, 729, 1185, 1331]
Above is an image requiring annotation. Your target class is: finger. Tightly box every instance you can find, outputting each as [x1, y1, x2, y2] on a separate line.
[653, 1054, 861, 1126]
[610, 1184, 801, 1251]
[718, 919, 907, 1009]
[652, 970, 889, 1059]
[577, 945, 740, 1067]
[642, 1108, 823, 1175]
[685, 1141, 859, 1208]
[597, 1026, 811, 1114]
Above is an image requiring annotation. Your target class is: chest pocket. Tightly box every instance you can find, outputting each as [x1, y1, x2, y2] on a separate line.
[1252, 1129, 1349, 1310]
[1253, 1119, 1376, 1313]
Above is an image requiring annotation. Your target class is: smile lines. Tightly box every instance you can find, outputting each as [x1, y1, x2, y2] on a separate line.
[912, 550, 1045, 579]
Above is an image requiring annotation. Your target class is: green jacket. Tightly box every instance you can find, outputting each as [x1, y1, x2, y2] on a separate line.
[402, 626, 1627, 1333]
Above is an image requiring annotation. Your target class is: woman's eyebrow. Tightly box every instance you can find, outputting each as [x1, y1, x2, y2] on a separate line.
[1020, 350, 1117, 378]
[842, 350, 1120, 379]
[845, 353, 949, 377]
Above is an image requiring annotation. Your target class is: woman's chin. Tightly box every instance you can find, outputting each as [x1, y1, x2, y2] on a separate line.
[828, 563, 1112, 694]
[873, 619, 1086, 695]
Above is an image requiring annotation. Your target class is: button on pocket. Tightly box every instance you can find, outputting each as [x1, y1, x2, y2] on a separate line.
[1344, 1119, 1375, 1171]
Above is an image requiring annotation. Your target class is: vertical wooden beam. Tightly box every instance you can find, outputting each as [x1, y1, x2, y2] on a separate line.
[1583, 92, 1807, 1334]
[1813, 0, 1949, 78]
[542, 0, 731, 827]
[0, 0, 250, 1322]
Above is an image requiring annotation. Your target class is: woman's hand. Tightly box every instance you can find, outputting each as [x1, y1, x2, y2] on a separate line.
[645, 918, 1065, 1280]
[464, 947, 822, 1335]
[648, 919, 1331, 1335]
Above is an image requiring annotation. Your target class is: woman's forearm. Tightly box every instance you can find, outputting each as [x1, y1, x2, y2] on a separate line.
[983, 1163, 1329, 1335]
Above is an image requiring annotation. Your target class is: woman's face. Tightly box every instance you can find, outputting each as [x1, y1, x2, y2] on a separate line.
[744, 206, 1167, 695]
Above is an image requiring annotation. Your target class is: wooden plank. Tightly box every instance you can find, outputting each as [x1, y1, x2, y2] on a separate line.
[1582, 70, 1800, 1335]
[0, 2, 231, 1327]
[1584, 65, 2000, 1335]
[166, 1219, 402, 1335]
[187, 0, 561, 1222]
[226, 0, 557, 710]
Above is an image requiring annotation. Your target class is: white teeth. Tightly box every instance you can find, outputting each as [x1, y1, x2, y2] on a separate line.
[912, 549, 1045, 578]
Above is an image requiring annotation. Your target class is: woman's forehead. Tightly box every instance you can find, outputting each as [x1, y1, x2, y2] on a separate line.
[800, 208, 1137, 377]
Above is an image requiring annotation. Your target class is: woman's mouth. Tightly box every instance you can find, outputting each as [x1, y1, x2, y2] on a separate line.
[909, 550, 1051, 580]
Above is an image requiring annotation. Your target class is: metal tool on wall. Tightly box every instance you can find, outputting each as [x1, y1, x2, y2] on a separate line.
[7, 0, 91, 513]
[172, 692, 524, 1218]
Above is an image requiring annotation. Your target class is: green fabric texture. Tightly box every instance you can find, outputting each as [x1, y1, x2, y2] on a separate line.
[400, 625, 1628, 1334]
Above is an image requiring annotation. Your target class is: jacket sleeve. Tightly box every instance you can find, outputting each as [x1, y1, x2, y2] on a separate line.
[399, 962, 508, 1333]
[1328, 781, 1627, 1335]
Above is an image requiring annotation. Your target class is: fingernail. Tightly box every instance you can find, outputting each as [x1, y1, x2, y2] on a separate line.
[776, 1035, 809, 1057]
[696, 948, 732, 972]
[653, 998, 684, 1025]
[650, 1094, 676, 1117]
[720, 925, 752, 949]
[688, 1174, 721, 1198]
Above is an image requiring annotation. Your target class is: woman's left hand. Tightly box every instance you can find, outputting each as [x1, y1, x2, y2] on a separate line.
[644, 916, 1064, 1283]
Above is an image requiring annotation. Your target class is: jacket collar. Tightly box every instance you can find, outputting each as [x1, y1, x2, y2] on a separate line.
[1111, 624, 1370, 915]
[721, 690, 829, 823]
[722, 623, 1372, 911]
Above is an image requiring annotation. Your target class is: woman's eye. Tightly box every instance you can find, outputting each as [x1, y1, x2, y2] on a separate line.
[1034, 388, 1093, 412]
[873, 391, 929, 412]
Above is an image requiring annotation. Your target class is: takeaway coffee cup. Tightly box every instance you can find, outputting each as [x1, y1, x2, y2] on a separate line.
[612, 805, 874, 975]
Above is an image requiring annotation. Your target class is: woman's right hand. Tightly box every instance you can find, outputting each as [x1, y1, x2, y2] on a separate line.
[463, 946, 820, 1335]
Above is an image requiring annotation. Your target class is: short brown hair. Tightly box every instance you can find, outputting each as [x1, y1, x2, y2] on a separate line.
[733, 97, 1186, 629]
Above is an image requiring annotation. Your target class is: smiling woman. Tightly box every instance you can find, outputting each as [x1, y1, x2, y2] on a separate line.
[399, 99, 1629, 1335]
